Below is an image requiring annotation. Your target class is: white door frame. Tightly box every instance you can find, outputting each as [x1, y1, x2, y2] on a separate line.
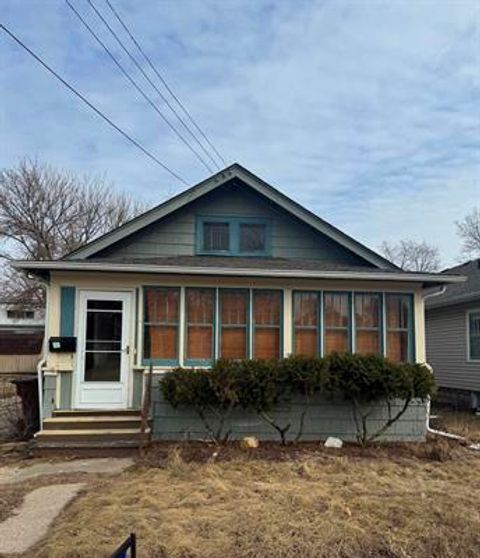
[74, 290, 132, 409]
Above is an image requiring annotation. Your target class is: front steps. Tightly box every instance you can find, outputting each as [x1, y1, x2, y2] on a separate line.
[35, 409, 151, 450]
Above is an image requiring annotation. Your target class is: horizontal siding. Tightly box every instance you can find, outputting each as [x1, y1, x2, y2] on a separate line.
[98, 181, 370, 265]
[151, 386, 427, 442]
[426, 302, 480, 392]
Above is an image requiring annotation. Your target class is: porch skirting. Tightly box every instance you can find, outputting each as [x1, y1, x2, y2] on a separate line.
[150, 386, 428, 442]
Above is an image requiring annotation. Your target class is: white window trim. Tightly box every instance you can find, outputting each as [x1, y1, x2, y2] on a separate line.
[466, 308, 480, 362]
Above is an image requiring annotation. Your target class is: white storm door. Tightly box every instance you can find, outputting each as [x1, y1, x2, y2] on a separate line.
[75, 291, 131, 409]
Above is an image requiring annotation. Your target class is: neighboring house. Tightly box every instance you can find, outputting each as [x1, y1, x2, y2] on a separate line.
[0, 301, 44, 375]
[425, 259, 480, 410]
[13, 164, 462, 446]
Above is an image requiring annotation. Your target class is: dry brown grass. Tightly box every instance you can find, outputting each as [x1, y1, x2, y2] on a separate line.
[32, 442, 480, 558]
[432, 407, 480, 443]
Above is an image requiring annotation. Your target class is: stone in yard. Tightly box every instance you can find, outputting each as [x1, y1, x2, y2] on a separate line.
[240, 436, 259, 449]
[0, 483, 85, 554]
[324, 436, 343, 448]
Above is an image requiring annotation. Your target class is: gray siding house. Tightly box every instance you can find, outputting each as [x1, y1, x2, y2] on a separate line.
[426, 259, 480, 409]
[14, 164, 462, 446]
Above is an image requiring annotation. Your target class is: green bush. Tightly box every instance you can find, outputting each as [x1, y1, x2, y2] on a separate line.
[160, 354, 435, 445]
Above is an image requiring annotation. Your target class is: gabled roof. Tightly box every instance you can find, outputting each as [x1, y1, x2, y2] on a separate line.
[65, 163, 398, 270]
[426, 258, 480, 308]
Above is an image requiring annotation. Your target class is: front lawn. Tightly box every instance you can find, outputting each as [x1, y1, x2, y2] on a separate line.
[32, 439, 480, 558]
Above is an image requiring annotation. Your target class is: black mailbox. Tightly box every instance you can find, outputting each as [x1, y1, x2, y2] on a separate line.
[49, 337, 77, 353]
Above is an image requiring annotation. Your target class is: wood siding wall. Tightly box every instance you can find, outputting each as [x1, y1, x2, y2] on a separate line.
[96, 182, 371, 265]
[426, 302, 480, 392]
[151, 386, 427, 442]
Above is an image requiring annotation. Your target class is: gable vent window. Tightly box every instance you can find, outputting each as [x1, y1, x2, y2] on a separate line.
[203, 222, 229, 252]
[197, 217, 271, 256]
[240, 223, 266, 253]
[7, 310, 34, 320]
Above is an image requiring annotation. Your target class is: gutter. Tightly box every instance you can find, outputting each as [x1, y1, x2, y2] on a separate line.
[12, 260, 466, 284]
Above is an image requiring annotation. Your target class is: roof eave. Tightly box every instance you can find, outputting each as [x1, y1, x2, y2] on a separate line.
[12, 260, 466, 285]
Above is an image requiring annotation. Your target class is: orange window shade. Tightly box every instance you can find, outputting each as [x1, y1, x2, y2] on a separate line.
[221, 327, 247, 359]
[354, 293, 381, 355]
[294, 292, 318, 327]
[387, 331, 408, 362]
[145, 288, 179, 323]
[220, 290, 248, 359]
[386, 295, 409, 329]
[144, 288, 179, 361]
[324, 329, 349, 354]
[186, 289, 214, 361]
[221, 291, 247, 325]
[253, 291, 281, 359]
[187, 327, 213, 360]
[293, 292, 318, 357]
[254, 328, 280, 359]
[253, 291, 281, 325]
[324, 293, 349, 328]
[295, 329, 317, 357]
[356, 330, 380, 355]
[145, 325, 177, 360]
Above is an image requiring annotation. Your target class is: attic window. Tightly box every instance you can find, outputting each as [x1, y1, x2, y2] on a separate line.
[197, 217, 271, 256]
[203, 222, 229, 252]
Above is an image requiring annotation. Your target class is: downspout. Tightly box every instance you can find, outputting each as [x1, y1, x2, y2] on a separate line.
[422, 286, 466, 441]
[35, 276, 50, 428]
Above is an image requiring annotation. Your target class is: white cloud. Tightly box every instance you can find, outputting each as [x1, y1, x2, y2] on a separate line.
[0, 0, 478, 266]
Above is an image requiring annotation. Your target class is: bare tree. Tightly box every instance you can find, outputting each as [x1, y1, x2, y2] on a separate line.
[0, 159, 147, 305]
[456, 207, 480, 258]
[380, 239, 440, 272]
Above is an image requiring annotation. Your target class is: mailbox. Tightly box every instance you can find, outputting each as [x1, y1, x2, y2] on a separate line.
[49, 337, 77, 353]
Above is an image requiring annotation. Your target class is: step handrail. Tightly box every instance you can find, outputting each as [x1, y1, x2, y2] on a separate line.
[139, 364, 153, 453]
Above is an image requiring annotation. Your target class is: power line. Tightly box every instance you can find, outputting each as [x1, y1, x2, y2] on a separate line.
[66, 0, 213, 174]
[104, 0, 227, 167]
[85, 0, 220, 172]
[0, 23, 188, 186]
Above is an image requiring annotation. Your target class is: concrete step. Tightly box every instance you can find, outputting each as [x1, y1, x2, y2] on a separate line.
[52, 409, 141, 418]
[35, 428, 151, 445]
[43, 416, 147, 431]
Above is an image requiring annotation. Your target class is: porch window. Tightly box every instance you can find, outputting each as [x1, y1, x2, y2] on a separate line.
[468, 310, 480, 360]
[293, 291, 319, 357]
[219, 289, 249, 359]
[385, 294, 413, 362]
[253, 290, 282, 359]
[324, 292, 351, 354]
[143, 287, 179, 363]
[185, 288, 215, 363]
[354, 293, 381, 355]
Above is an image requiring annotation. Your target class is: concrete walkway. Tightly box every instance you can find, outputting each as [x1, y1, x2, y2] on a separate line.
[0, 457, 134, 484]
[0, 483, 85, 554]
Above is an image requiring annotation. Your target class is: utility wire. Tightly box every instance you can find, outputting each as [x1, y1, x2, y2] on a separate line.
[85, 0, 218, 172]
[104, 0, 226, 167]
[0, 23, 188, 186]
[66, 0, 213, 175]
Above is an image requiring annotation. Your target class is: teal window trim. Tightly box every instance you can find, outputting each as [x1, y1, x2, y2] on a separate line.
[385, 292, 415, 363]
[292, 290, 322, 357]
[195, 215, 272, 257]
[60, 286, 75, 337]
[184, 287, 216, 367]
[353, 292, 383, 355]
[467, 309, 480, 361]
[142, 286, 180, 366]
[252, 289, 284, 359]
[218, 288, 250, 360]
[323, 291, 353, 355]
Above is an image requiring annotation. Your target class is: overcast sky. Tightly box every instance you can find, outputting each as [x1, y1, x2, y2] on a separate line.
[1, 0, 479, 266]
